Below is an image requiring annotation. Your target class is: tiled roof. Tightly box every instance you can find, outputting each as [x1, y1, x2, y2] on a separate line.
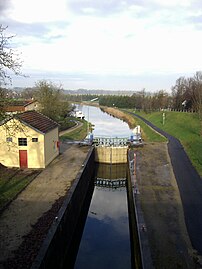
[15, 111, 59, 134]
[4, 100, 38, 112]
[6, 100, 36, 107]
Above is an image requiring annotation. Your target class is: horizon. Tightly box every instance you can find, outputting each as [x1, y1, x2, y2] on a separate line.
[2, 0, 202, 92]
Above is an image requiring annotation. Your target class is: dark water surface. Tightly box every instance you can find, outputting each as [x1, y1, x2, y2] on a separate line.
[74, 184, 131, 269]
[73, 106, 132, 268]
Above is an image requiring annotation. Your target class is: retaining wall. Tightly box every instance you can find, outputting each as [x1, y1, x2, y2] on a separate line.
[31, 147, 95, 269]
[126, 152, 143, 269]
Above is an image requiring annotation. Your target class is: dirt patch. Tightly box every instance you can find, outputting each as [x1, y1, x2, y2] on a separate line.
[136, 142, 198, 268]
[0, 144, 90, 268]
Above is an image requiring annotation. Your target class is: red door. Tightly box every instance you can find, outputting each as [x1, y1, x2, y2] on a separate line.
[19, 150, 28, 168]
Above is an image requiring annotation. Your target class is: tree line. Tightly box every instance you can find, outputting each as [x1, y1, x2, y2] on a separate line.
[67, 75, 202, 115]
[0, 24, 202, 122]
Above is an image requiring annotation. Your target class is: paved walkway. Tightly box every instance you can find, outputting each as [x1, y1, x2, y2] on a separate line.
[130, 112, 202, 255]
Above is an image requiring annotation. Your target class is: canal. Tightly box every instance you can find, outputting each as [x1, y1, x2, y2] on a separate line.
[77, 104, 131, 137]
[73, 105, 133, 268]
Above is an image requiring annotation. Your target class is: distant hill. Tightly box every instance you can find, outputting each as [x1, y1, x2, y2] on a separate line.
[63, 89, 135, 96]
[10, 87, 135, 96]
[12, 87, 25, 92]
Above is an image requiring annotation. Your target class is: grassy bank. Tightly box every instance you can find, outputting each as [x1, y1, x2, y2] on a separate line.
[0, 167, 40, 210]
[60, 120, 88, 141]
[101, 106, 166, 142]
[129, 110, 201, 177]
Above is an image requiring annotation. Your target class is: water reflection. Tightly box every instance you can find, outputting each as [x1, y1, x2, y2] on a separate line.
[77, 105, 132, 137]
[96, 163, 127, 180]
[89, 187, 128, 223]
[74, 187, 131, 269]
[74, 163, 131, 269]
[73, 108, 132, 268]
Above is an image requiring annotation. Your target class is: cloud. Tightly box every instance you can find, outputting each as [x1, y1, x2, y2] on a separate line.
[68, 0, 151, 17]
[0, 0, 11, 15]
[5, 0, 70, 24]
[1, 19, 69, 47]
[187, 13, 202, 29]
[2, 0, 202, 91]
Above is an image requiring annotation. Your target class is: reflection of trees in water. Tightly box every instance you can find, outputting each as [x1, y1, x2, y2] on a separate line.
[95, 163, 127, 189]
[95, 163, 127, 180]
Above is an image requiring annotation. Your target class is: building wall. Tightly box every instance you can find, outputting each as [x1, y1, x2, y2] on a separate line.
[44, 128, 59, 167]
[0, 119, 45, 168]
[25, 101, 41, 111]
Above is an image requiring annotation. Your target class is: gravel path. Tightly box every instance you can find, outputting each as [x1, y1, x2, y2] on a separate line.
[130, 112, 202, 255]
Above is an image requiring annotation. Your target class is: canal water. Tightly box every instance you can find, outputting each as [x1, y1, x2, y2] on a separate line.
[73, 105, 132, 268]
[77, 104, 132, 137]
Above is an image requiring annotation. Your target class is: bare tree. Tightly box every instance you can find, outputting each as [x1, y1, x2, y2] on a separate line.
[0, 25, 22, 86]
[171, 77, 188, 110]
[21, 87, 37, 100]
[191, 72, 202, 136]
[172, 72, 202, 135]
[0, 25, 23, 120]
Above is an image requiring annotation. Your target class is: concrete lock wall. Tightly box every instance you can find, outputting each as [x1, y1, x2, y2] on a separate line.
[31, 147, 95, 269]
[95, 146, 128, 164]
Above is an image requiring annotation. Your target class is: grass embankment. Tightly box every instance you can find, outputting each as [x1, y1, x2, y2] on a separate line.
[60, 120, 88, 141]
[131, 110, 202, 177]
[0, 166, 40, 210]
[101, 106, 166, 142]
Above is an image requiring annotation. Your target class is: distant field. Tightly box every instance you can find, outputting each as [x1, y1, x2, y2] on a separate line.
[130, 110, 202, 177]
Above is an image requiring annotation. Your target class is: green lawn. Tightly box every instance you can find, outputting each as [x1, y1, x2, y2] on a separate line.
[0, 168, 40, 210]
[60, 120, 88, 141]
[130, 110, 202, 176]
[122, 110, 166, 143]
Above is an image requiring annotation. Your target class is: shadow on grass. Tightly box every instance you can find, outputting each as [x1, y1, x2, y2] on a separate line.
[0, 170, 41, 212]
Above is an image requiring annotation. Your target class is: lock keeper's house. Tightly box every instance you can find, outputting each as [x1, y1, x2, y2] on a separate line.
[0, 111, 60, 169]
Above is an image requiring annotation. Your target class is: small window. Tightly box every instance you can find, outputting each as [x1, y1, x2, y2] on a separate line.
[6, 137, 12, 142]
[18, 138, 27, 146]
[32, 138, 38, 142]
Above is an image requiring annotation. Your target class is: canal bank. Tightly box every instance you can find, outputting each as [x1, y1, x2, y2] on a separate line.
[0, 104, 197, 269]
[31, 146, 95, 269]
[0, 143, 91, 269]
[0, 142, 143, 269]
[29, 142, 193, 269]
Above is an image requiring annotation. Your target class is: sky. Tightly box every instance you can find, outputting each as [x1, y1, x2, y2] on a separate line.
[1, 0, 202, 92]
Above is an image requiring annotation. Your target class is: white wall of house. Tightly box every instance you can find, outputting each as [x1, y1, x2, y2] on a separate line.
[44, 128, 59, 167]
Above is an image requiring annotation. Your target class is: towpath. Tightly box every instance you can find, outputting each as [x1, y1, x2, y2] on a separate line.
[129, 112, 202, 255]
